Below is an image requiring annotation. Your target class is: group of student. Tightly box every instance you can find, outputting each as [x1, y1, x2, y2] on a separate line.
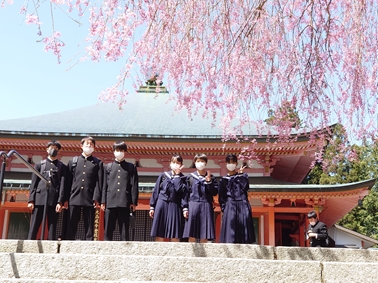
[150, 153, 256, 244]
[27, 137, 138, 241]
[27, 136, 256, 244]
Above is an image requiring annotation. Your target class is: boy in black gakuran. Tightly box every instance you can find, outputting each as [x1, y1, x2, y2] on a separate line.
[27, 140, 67, 240]
[65, 136, 104, 240]
[307, 210, 328, 247]
[101, 141, 139, 241]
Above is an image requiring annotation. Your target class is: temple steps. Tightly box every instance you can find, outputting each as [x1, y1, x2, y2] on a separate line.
[0, 240, 377, 282]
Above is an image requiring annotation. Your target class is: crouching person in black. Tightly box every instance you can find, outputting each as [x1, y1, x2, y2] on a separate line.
[307, 210, 328, 247]
[27, 140, 67, 240]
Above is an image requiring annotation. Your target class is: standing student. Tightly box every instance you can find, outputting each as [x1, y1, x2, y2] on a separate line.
[183, 153, 218, 243]
[149, 154, 187, 242]
[65, 136, 103, 240]
[101, 141, 139, 241]
[307, 210, 328, 247]
[27, 140, 67, 240]
[218, 154, 255, 244]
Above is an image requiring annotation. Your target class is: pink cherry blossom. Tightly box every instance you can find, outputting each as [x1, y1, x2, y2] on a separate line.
[25, 14, 40, 25]
[3, 0, 378, 166]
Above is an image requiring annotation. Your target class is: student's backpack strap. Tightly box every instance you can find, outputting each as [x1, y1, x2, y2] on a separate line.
[71, 156, 79, 172]
[106, 162, 113, 174]
[70, 156, 79, 181]
[56, 160, 63, 181]
[40, 159, 47, 174]
[72, 156, 99, 171]
[92, 156, 100, 166]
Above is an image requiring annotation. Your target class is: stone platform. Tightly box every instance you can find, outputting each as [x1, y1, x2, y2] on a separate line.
[0, 240, 377, 282]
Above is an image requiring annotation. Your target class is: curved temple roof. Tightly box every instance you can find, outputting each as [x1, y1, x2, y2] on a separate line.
[0, 93, 245, 138]
[0, 92, 318, 140]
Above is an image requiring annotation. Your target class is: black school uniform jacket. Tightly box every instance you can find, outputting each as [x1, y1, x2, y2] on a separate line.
[102, 160, 139, 208]
[65, 155, 103, 206]
[28, 158, 67, 206]
[307, 220, 328, 247]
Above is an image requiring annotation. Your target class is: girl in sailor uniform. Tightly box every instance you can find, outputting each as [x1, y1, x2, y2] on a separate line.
[149, 154, 187, 241]
[218, 154, 256, 244]
[183, 153, 218, 242]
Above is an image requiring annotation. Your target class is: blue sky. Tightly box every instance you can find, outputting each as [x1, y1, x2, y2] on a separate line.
[0, 3, 127, 121]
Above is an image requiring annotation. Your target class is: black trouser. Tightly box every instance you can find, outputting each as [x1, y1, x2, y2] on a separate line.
[104, 207, 130, 241]
[28, 205, 58, 240]
[66, 206, 95, 240]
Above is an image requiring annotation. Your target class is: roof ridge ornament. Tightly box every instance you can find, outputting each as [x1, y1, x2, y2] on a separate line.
[137, 72, 169, 93]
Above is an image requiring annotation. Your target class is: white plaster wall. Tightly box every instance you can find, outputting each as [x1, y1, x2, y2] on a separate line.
[139, 158, 162, 168]
[328, 227, 374, 249]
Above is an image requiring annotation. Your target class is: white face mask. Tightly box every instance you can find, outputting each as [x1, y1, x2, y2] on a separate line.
[195, 161, 206, 171]
[82, 146, 94, 155]
[309, 221, 316, 226]
[226, 164, 237, 171]
[114, 151, 125, 161]
[170, 163, 180, 171]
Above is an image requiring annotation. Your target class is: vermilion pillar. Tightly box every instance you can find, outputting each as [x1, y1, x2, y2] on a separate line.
[268, 206, 275, 246]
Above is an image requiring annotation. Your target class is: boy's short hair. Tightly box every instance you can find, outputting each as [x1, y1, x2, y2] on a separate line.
[81, 136, 96, 146]
[113, 141, 127, 152]
[193, 153, 208, 163]
[226, 154, 238, 163]
[171, 154, 183, 164]
[307, 210, 318, 219]
[47, 140, 61, 150]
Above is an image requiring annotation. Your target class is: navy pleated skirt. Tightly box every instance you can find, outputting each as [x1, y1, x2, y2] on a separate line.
[150, 199, 183, 239]
[183, 201, 215, 240]
[219, 199, 256, 244]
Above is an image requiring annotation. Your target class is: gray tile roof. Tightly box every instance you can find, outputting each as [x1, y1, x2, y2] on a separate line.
[0, 93, 258, 138]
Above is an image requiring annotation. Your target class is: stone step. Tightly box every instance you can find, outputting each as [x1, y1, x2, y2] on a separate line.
[0, 252, 325, 282]
[1, 281, 185, 283]
[0, 252, 377, 282]
[1, 280, 201, 283]
[1, 240, 378, 263]
[0, 240, 378, 282]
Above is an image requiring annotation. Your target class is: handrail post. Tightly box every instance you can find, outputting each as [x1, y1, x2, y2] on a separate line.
[0, 152, 7, 203]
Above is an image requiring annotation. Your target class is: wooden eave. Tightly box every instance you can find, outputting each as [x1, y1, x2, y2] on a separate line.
[248, 178, 376, 199]
[0, 138, 318, 157]
[3, 178, 375, 198]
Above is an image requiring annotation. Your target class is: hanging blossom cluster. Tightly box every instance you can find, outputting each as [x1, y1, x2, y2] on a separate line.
[42, 32, 65, 64]
[3, 0, 378, 164]
[25, 14, 40, 25]
[0, 0, 13, 8]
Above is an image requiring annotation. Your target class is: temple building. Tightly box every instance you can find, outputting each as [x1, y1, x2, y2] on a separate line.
[0, 91, 375, 246]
